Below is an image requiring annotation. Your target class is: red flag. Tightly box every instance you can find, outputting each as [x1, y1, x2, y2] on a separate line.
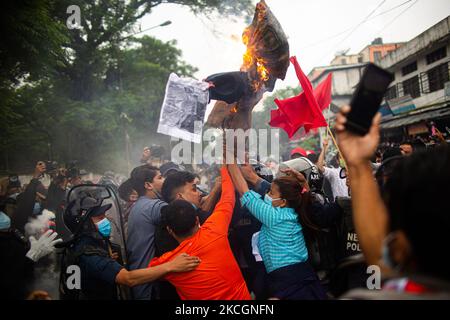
[270, 57, 331, 138]
[314, 73, 333, 111]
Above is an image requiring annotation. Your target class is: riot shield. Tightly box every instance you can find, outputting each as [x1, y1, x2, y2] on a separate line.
[66, 184, 129, 266]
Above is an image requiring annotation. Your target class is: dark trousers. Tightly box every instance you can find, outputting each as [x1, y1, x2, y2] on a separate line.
[267, 262, 328, 300]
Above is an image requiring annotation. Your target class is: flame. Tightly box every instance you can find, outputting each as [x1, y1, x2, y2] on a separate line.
[239, 1, 271, 96]
[256, 58, 269, 82]
[241, 37, 270, 91]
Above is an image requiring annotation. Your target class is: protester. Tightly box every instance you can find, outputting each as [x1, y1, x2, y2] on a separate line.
[126, 165, 166, 300]
[149, 165, 251, 300]
[317, 138, 348, 199]
[60, 197, 200, 300]
[228, 161, 271, 299]
[227, 148, 327, 300]
[11, 162, 47, 233]
[399, 141, 414, 156]
[290, 147, 307, 159]
[157, 170, 222, 256]
[335, 105, 450, 299]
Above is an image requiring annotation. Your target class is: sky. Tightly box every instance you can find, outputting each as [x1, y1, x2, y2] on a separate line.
[137, 0, 450, 92]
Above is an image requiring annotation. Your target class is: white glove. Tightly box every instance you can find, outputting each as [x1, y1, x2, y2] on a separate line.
[26, 230, 63, 262]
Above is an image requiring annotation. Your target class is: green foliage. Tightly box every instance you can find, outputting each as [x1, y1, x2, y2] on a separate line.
[1, 0, 254, 173]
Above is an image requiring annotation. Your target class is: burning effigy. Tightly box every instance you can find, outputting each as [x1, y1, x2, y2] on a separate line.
[157, 0, 290, 141]
[205, 0, 290, 130]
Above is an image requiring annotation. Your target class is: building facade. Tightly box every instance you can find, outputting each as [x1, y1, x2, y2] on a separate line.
[378, 16, 450, 142]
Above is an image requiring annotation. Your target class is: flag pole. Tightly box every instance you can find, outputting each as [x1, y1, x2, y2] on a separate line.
[326, 120, 347, 170]
[323, 103, 346, 170]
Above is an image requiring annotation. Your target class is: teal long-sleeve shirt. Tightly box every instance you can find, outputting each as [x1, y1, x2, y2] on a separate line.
[240, 190, 308, 273]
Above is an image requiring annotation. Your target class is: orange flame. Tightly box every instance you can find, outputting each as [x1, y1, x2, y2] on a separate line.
[241, 34, 270, 91]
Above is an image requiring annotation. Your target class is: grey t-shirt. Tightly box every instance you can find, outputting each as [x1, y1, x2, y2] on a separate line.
[126, 196, 167, 299]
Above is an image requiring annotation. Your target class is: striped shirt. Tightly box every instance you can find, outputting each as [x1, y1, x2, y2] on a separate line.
[241, 190, 308, 273]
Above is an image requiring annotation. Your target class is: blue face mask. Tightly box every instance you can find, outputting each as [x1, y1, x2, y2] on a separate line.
[95, 217, 111, 238]
[33, 202, 41, 215]
[0, 211, 11, 230]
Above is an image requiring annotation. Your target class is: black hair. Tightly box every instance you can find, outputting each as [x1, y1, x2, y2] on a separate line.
[400, 140, 413, 147]
[273, 176, 319, 232]
[161, 171, 196, 203]
[118, 179, 134, 202]
[163, 200, 198, 238]
[131, 166, 159, 197]
[307, 153, 319, 164]
[384, 145, 450, 281]
[382, 147, 402, 163]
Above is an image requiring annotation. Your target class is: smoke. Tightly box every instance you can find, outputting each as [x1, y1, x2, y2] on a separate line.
[24, 209, 56, 239]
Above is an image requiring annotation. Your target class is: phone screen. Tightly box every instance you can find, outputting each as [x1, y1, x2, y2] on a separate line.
[346, 63, 394, 135]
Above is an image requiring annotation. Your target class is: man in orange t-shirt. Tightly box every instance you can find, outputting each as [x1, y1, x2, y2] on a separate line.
[149, 166, 251, 300]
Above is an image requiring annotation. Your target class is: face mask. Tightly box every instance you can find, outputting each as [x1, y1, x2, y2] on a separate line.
[33, 202, 42, 215]
[264, 194, 282, 207]
[0, 211, 11, 230]
[95, 217, 111, 238]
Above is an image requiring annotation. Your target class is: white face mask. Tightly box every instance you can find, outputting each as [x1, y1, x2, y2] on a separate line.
[264, 194, 282, 207]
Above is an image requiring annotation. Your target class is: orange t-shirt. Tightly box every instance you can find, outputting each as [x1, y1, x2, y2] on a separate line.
[149, 167, 251, 300]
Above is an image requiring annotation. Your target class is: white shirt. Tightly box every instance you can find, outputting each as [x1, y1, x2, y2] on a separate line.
[323, 167, 349, 198]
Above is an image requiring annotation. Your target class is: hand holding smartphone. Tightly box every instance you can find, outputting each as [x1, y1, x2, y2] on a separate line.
[346, 63, 394, 135]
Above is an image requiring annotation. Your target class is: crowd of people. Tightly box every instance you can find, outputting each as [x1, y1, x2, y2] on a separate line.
[1, 108, 449, 300]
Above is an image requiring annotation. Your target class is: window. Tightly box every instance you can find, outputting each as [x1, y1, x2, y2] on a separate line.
[426, 47, 447, 65]
[402, 76, 421, 98]
[373, 51, 382, 62]
[385, 85, 398, 100]
[427, 62, 450, 92]
[402, 62, 417, 76]
[358, 56, 363, 63]
[341, 59, 347, 65]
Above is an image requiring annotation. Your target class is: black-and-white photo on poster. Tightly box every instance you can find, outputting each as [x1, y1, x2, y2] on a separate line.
[157, 73, 209, 143]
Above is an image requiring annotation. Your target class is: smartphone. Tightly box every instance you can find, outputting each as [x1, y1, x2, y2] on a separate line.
[346, 63, 394, 135]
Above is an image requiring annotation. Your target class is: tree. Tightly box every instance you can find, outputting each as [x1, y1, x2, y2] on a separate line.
[1, 35, 199, 173]
[0, 0, 68, 87]
[50, 0, 253, 101]
[1, 0, 254, 173]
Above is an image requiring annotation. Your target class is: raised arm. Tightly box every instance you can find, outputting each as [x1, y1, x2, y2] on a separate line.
[201, 166, 236, 234]
[317, 137, 329, 173]
[335, 106, 388, 267]
[227, 162, 250, 196]
[199, 176, 222, 213]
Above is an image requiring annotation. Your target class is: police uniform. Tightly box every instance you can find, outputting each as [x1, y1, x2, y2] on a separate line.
[70, 234, 123, 300]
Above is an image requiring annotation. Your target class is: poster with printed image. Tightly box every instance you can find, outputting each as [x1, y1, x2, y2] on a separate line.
[157, 73, 210, 143]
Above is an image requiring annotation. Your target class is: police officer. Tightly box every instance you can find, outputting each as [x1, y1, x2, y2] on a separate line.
[0, 207, 62, 299]
[60, 196, 200, 300]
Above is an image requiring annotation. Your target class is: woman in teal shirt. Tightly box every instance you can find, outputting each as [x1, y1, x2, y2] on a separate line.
[228, 162, 326, 300]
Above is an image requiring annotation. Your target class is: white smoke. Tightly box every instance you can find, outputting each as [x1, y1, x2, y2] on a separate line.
[24, 209, 56, 239]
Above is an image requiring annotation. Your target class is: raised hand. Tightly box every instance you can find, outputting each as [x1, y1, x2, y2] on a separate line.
[335, 105, 381, 167]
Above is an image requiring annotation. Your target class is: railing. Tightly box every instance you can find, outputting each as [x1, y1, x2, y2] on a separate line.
[385, 60, 450, 101]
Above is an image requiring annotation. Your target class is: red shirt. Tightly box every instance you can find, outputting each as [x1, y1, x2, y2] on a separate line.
[149, 167, 251, 300]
